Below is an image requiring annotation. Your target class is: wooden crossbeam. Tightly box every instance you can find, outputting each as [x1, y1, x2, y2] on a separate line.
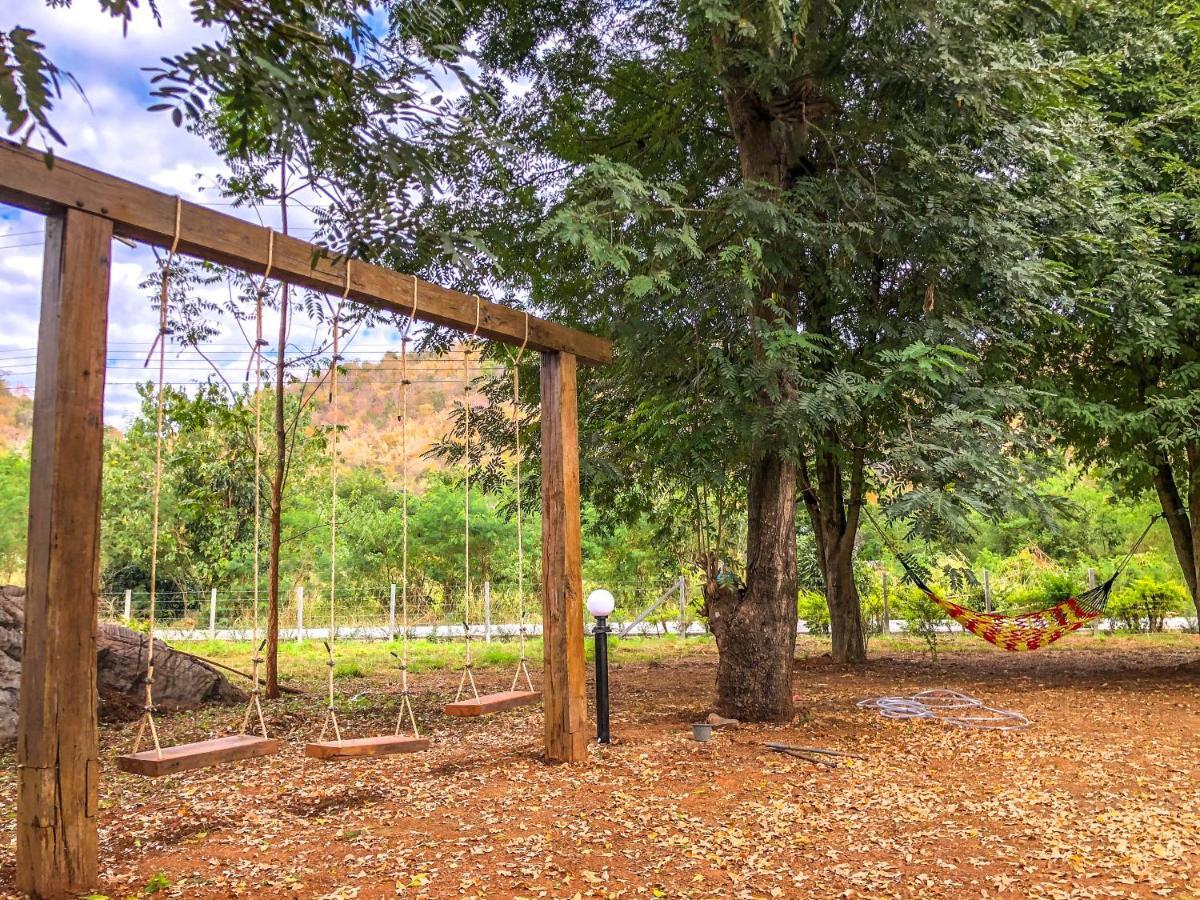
[444, 690, 542, 717]
[0, 141, 611, 365]
[115, 735, 281, 778]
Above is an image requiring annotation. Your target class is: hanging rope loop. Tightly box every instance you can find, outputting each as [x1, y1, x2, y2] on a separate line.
[453, 296, 483, 703]
[132, 195, 183, 759]
[239, 226, 273, 739]
[510, 311, 535, 692]
[394, 274, 422, 738]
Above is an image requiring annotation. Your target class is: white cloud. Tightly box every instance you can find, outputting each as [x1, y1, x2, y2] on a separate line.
[3, 0, 410, 426]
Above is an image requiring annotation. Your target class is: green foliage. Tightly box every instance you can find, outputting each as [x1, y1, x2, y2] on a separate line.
[797, 589, 830, 635]
[896, 586, 950, 661]
[0, 450, 29, 578]
[143, 872, 171, 895]
[1035, 0, 1200, 610]
[1108, 579, 1190, 633]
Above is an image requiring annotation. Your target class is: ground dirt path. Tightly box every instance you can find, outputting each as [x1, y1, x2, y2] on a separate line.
[1, 636, 1198, 898]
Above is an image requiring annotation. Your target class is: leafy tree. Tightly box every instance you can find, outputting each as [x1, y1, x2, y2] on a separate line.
[381, 0, 1101, 720]
[0, 450, 29, 579]
[1040, 0, 1200, 621]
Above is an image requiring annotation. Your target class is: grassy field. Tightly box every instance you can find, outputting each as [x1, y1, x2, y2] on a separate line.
[178, 633, 717, 685]
[177, 628, 1200, 688]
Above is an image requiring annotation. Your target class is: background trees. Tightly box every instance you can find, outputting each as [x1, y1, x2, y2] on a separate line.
[1040, 0, 1200, 621]
[376, 0, 1115, 719]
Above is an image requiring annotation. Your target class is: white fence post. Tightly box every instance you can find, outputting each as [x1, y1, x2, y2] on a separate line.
[484, 581, 492, 643]
[123, 589, 131, 623]
[209, 588, 217, 639]
[389, 583, 397, 641]
[983, 569, 992, 613]
[296, 586, 304, 642]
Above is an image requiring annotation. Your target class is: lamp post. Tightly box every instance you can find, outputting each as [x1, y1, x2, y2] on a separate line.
[586, 588, 615, 745]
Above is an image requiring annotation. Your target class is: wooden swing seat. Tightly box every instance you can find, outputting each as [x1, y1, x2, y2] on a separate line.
[444, 690, 541, 717]
[304, 734, 430, 759]
[116, 734, 281, 777]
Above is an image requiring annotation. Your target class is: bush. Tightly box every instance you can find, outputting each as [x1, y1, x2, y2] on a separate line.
[897, 586, 949, 660]
[1107, 578, 1189, 633]
[797, 589, 830, 635]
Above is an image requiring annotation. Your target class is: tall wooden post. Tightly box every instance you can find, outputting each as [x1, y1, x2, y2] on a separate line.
[17, 209, 111, 897]
[540, 351, 587, 763]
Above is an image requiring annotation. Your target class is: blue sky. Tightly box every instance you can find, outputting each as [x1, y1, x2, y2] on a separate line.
[2, 0, 414, 425]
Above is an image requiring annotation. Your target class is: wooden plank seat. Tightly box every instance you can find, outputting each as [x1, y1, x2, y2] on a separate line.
[444, 690, 541, 717]
[116, 734, 281, 777]
[304, 735, 430, 759]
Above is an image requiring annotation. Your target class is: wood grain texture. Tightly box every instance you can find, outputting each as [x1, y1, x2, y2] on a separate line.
[304, 735, 430, 758]
[443, 690, 541, 717]
[540, 352, 588, 763]
[17, 210, 111, 897]
[116, 735, 282, 777]
[0, 141, 611, 365]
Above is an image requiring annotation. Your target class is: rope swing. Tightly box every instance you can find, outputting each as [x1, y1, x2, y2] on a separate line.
[393, 276, 421, 739]
[510, 313, 534, 694]
[130, 195, 182, 761]
[122, 210, 279, 776]
[453, 297, 484, 704]
[303, 264, 429, 759]
[239, 228, 273, 741]
[316, 261, 350, 747]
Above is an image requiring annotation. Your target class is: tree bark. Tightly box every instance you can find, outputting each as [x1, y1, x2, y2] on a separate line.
[799, 446, 867, 663]
[1151, 452, 1199, 621]
[709, 79, 804, 721]
[707, 454, 797, 721]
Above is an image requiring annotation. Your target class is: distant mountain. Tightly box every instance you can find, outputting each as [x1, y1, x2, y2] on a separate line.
[306, 347, 496, 481]
[0, 381, 32, 452]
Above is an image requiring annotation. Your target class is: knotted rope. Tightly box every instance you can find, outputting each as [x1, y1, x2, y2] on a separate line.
[510, 313, 534, 693]
[131, 196, 182, 759]
[239, 228, 273, 740]
[394, 275, 421, 737]
[453, 296, 483, 703]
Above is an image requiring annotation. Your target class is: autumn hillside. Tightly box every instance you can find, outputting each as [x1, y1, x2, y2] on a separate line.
[0, 347, 493, 484]
[304, 346, 499, 482]
[0, 381, 31, 452]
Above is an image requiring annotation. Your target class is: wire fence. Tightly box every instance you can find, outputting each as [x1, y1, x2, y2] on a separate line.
[98, 578, 703, 642]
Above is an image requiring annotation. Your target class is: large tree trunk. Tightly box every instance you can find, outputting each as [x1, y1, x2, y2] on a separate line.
[707, 454, 797, 721]
[1151, 451, 1199, 623]
[800, 448, 867, 663]
[823, 535, 865, 662]
[707, 81, 804, 721]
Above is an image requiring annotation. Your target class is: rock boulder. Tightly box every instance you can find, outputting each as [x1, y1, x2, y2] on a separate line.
[1, 586, 243, 744]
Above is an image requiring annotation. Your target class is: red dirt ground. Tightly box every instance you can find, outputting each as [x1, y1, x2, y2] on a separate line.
[2, 635, 1198, 898]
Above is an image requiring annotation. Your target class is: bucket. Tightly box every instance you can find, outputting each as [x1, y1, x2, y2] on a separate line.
[691, 723, 712, 742]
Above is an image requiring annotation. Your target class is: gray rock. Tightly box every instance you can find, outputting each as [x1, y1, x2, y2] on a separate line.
[1, 586, 243, 744]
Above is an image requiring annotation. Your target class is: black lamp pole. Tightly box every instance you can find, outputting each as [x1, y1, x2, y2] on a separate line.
[593, 615, 611, 744]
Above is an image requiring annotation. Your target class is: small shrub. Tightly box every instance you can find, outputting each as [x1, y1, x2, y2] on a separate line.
[897, 586, 949, 661]
[144, 873, 171, 895]
[797, 589, 830, 635]
[1107, 578, 1189, 633]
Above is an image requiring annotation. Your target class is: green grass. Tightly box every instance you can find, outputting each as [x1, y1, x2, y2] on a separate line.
[175, 634, 714, 685]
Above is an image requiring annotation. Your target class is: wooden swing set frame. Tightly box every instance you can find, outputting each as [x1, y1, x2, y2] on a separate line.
[0, 139, 610, 898]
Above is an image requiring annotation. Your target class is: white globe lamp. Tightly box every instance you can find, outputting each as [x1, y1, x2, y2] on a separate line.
[586, 588, 615, 619]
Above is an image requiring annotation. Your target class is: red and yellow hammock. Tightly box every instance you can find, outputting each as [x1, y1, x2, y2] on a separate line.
[868, 507, 1156, 653]
[917, 583, 1111, 652]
